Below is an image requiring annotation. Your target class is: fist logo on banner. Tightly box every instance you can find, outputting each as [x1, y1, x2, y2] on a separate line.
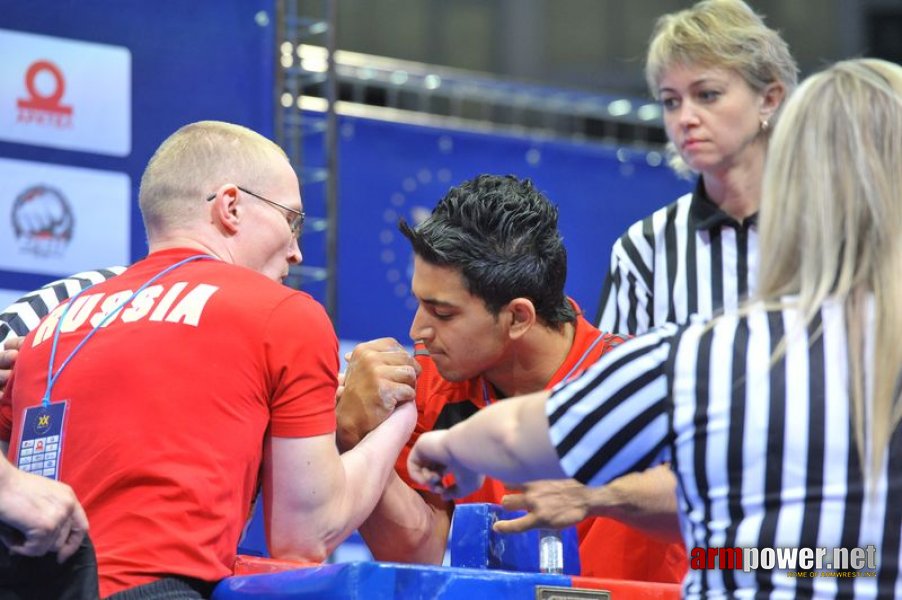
[12, 184, 75, 258]
[0, 157, 130, 277]
[16, 59, 73, 128]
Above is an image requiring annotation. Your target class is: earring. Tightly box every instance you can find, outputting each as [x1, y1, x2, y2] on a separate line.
[760, 118, 770, 132]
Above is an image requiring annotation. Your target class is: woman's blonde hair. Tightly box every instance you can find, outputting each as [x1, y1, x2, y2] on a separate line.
[646, 0, 798, 177]
[757, 58, 902, 479]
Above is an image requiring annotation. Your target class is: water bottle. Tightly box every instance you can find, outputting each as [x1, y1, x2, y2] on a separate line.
[538, 528, 563, 574]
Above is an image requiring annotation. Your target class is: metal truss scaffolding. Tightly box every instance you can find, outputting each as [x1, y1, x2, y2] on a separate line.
[276, 0, 339, 320]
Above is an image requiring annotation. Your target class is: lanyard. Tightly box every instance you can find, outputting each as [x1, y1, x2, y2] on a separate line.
[559, 332, 606, 383]
[42, 254, 213, 406]
[481, 329, 607, 405]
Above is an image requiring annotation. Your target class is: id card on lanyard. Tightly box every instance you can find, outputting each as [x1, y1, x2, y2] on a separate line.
[16, 401, 68, 480]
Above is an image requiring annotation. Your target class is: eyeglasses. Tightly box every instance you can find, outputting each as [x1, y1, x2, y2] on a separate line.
[206, 185, 305, 237]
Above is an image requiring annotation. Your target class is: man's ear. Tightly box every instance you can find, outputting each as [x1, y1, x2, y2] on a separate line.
[211, 184, 240, 235]
[506, 297, 536, 340]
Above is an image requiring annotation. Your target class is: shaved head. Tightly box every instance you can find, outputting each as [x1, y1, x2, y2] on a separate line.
[138, 121, 289, 237]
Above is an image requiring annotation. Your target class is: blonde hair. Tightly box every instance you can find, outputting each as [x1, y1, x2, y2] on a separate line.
[646, 0, 798, 177]
[757, 58, 902, 479]
[138, 120, 289, 236]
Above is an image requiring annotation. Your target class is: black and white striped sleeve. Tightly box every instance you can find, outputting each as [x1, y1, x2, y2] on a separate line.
[546, 322, 678, 487]
[596, 220, 656, 336]
[0, 266, 126, 344]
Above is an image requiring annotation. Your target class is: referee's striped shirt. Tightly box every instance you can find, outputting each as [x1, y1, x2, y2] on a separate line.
[597, 179, 758, 335]
[549, 297, 901, 599]
[0, 267, 125, 344]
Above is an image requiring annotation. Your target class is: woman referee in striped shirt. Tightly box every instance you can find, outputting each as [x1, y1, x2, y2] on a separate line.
[409, 58, 902, 598]
[597, 0, 798, 335]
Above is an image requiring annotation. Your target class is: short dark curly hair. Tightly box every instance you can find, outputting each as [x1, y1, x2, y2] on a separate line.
[399, 174, 575, 328]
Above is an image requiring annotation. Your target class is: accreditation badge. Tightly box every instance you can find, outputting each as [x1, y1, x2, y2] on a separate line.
[16, 401, 68, 481]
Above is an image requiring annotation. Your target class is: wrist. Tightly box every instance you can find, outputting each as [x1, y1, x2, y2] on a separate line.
[0, 455, 18, 492]
[584, 484, 625, 520]
[336, 423, 362, 452]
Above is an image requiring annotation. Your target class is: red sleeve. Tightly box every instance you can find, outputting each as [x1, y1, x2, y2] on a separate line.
[264, 293, 339, 438]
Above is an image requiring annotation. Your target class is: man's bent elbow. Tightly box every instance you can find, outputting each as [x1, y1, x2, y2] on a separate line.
[269, 528, 344, 564]
[366, 526, 446, 565]
[269, 538, 331, 564]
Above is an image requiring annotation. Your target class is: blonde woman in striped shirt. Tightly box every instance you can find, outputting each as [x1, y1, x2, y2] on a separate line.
[597, 0, 797, 335]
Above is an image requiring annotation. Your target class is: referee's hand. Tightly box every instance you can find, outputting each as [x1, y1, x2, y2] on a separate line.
[494, 479, 591, 533]
[0, 337, 23, 392]
[0, 463, 89, 563]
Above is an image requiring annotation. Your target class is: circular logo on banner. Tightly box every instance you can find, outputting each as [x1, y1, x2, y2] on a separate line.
[12, 185, 76, 257]
[16, 59, 74, 127]
[378, 135, 458, 312]
[24, 61, 68, 109]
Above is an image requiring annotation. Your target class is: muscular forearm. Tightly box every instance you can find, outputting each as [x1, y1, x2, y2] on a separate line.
[586, 466, 682, 543]
[325, 409, 416, 552]
[0, 453, 13, 485]
[268, 404, 416, 562]
[357, 472, 451, 564]
[445, 391, 564, 484]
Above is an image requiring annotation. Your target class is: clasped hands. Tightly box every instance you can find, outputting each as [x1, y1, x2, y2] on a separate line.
[335, 338, 420, 450]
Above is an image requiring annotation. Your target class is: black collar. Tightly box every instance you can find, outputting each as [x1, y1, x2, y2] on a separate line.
[689, 178, 758, 231]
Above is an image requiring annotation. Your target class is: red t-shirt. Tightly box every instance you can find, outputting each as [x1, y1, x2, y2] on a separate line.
[0, 248, 338, 597]
[396, 309, 687, 583]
